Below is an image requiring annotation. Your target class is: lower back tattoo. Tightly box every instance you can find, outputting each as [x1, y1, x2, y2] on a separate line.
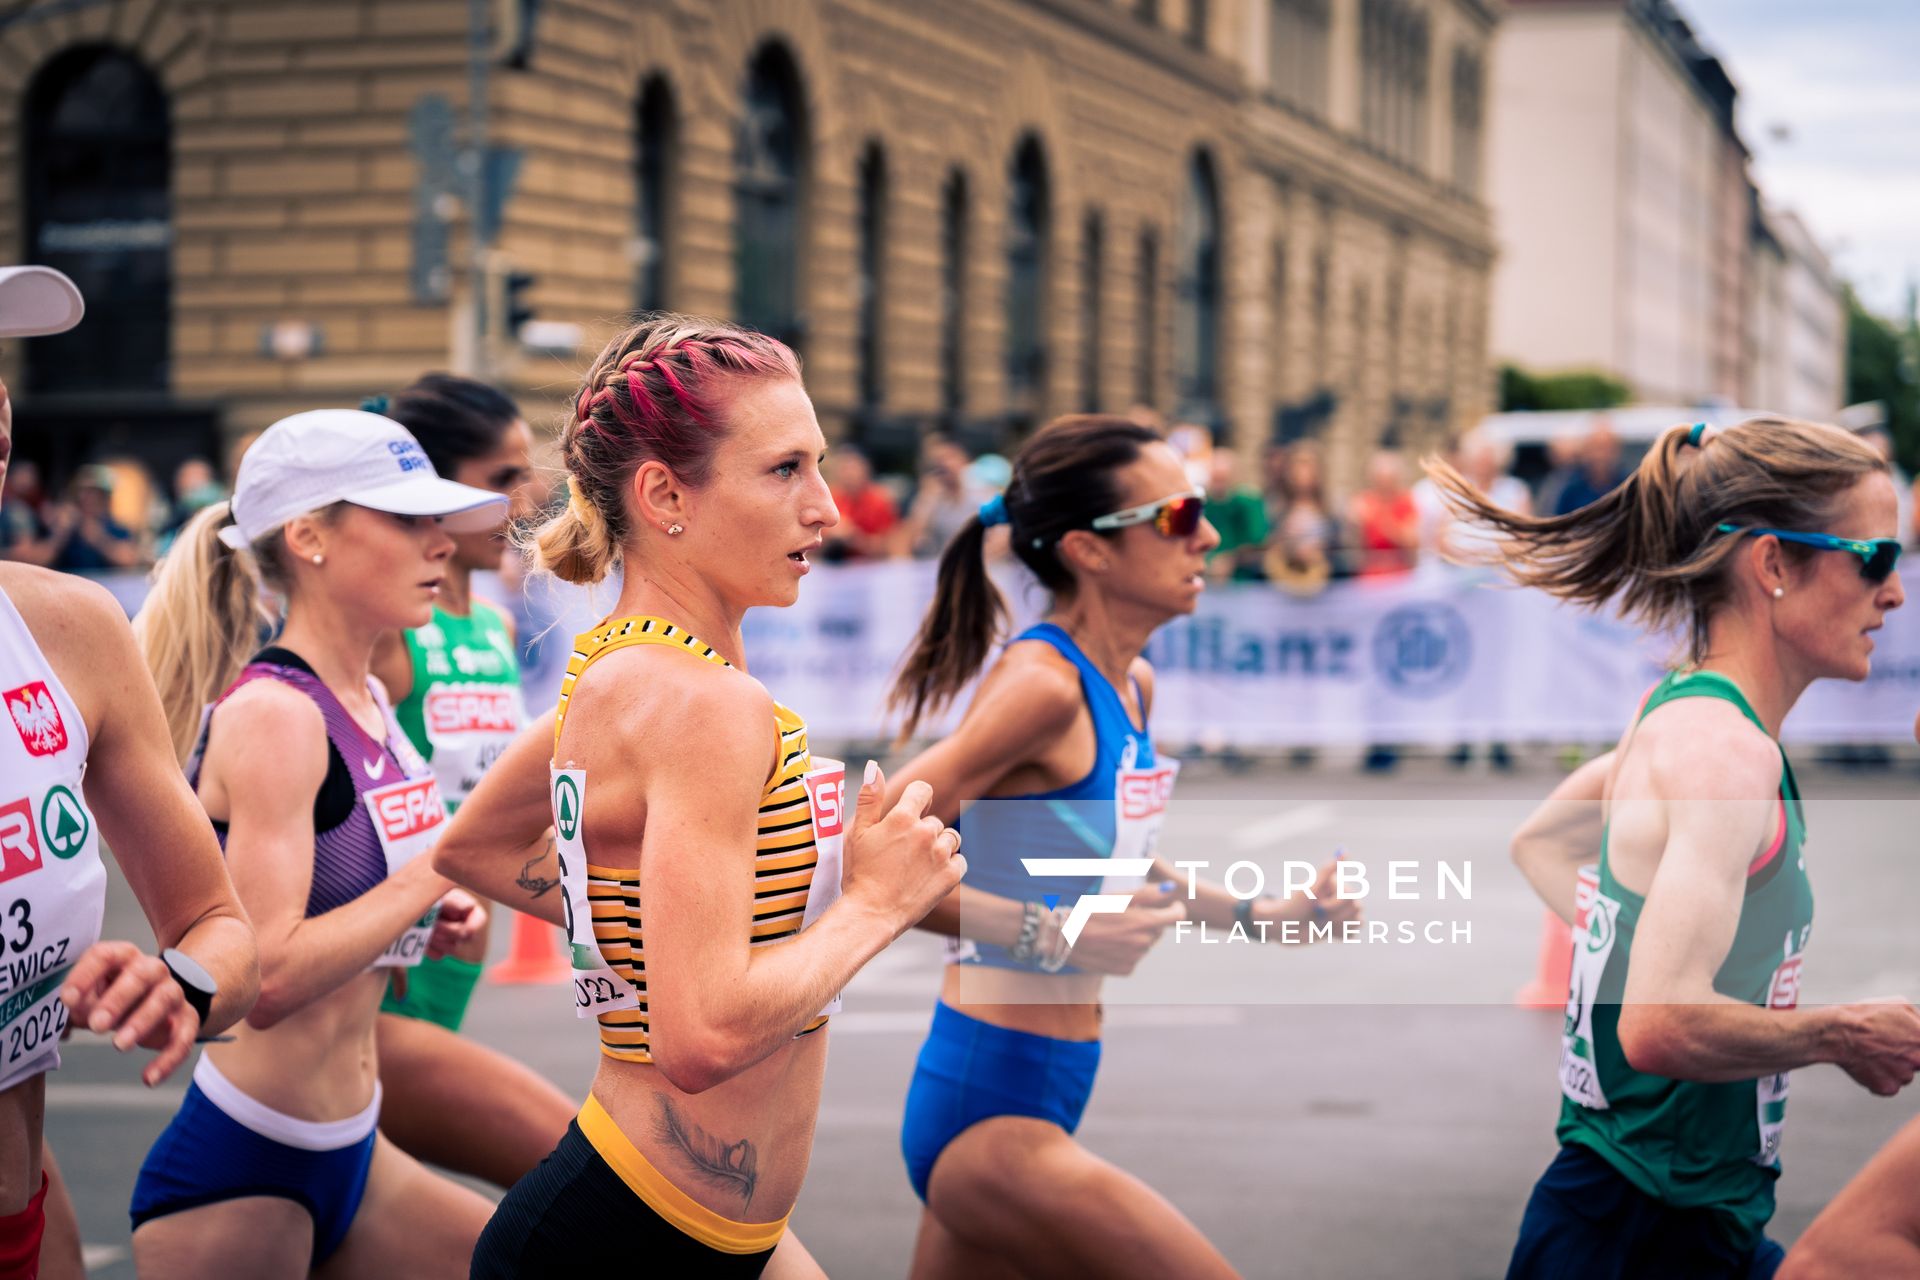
[655, 1096, 759, 1209]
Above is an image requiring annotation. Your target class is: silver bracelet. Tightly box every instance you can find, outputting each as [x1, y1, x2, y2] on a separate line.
[1008, 900, 1044, 966]
[1035, 906, 1072, 972]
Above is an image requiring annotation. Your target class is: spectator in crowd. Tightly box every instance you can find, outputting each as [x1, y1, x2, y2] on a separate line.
[1203, 446, 1268, 581]
[1551, 420, 1626, 515]
[165, 457, 226, 535]
[1348, 446, 1420, 578]
[1410, 436, 1459, 568]
[1262, 440, 1338, 596]
[1436, 429, 1532, 562]
[1534, 432, 1582, 515]
[898, 432, 987, 559]
[48, 463, 144, 572]
[0, 457, 51, 563]
[823, 443, 899, 562]
[1437, 430, 1528, 771]
[1349, 446, 1421, 771]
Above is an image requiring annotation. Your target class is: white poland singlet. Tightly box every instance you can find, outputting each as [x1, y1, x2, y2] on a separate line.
[0, 584, 106, 1093]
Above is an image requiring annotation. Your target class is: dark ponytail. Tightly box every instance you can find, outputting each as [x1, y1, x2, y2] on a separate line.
[888, 414, 1162, 736]
[365, 373, 520, 478]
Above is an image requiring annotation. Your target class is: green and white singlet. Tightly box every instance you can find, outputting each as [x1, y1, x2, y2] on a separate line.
[1557, 669, 1814, 1250]
[393, 600, 525, 813]
[380, 599, 524, 1030]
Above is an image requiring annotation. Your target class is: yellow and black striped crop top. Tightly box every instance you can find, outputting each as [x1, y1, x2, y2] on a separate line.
[553, 615, 829, 1064]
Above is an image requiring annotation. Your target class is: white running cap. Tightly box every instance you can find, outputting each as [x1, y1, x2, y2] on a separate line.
[219, 409, 508, 550]
[0, 266, 85, 338]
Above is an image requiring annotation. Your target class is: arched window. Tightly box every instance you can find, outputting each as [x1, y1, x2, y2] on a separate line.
[1080, 210, 1104, 413]
[634, 76, 676, 313]
[1004, 135, 1050, 417]
[25, 46, 170, 393]
[939, 169, 968, 418]
[1136, 228, 1159, 409]
[1173, 151, 1221, 426]
[855, 141, 887, 411]
[734, 42, 808, 350]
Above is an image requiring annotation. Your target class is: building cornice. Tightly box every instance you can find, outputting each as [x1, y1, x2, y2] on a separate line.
[1019, 0, 1245, 99]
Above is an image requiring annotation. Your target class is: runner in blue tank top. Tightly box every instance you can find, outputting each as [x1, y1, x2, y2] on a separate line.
[1430, 417, 1918, 1280]
[885, 416, 1358, 1279]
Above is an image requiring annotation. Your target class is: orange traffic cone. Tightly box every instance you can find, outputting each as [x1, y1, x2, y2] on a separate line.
[1515, 910, 1572, 1009]
[487, 911, 569, 985]
[1516, 864, 1598, 1009]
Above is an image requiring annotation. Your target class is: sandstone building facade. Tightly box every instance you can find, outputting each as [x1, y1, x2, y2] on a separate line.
[2, 0, 1496, 495]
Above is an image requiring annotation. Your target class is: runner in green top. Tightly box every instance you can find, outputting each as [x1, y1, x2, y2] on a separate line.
[366, 373, 575, 1190]
[392, 597, 524, 818]
[1432, 416, 1919, 1279]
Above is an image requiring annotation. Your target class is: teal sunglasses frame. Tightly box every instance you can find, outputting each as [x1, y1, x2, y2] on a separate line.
[1715, 523, 1903, 584]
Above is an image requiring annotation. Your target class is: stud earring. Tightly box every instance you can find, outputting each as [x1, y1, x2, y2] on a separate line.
[311, 553, 325, 566]
[667, 524, 684, 536]
[1772, 586, 1784, 599]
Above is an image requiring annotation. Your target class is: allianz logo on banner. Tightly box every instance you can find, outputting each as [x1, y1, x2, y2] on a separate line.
[94, 563, 1919, 747]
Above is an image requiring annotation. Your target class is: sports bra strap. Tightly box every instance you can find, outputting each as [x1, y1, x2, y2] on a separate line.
[552, 615, 731, 751]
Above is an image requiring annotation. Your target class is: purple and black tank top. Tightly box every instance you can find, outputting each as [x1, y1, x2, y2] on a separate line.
[189, 646, 428, 918]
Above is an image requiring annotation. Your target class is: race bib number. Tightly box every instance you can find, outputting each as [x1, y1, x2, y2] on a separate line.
[365, 774, 446, 968]
[0, 779, 104, 1088]
[1101, 756, 1179, 894]
[801, 758, 847, 1018]
[423, 684, 523, 809]
[1755, 926, 1810, 1167]
[1558, 865, 1612, 1110]
[551, 768, 641, 1019]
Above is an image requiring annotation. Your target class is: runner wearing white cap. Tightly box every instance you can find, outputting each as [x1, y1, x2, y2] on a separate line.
[128, 409, 505, 1278]
[0, 266, 258, 1280]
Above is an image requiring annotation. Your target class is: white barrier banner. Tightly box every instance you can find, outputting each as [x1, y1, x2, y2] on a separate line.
[732, 562, 1920, 746]
[99, 563, 1920, 745]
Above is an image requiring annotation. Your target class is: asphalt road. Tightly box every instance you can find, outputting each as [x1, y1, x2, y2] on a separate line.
[43, 758, 1920, 1279]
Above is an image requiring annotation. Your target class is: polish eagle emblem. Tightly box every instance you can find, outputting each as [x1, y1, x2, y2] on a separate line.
[7, 682, 67, 757]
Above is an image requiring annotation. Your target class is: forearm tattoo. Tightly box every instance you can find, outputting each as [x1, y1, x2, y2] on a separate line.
[515, 839, 559, 899]
[655, 1096, 759, 1209]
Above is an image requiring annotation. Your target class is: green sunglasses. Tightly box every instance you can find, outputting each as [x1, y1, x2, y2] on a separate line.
[1715, 523, 1903, 584]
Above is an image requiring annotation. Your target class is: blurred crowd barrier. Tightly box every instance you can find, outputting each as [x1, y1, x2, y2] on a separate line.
[98, 562, 1919, 749]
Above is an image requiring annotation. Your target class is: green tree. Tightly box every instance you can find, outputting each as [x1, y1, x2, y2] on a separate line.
[1845, 287, 1920, 475]
[1499, 365, 1631, 413]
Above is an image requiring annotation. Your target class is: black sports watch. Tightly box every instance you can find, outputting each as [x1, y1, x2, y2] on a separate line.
[161, 947, 218, 1037]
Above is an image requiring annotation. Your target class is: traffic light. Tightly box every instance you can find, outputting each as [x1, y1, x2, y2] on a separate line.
[504, 271, 535, 341]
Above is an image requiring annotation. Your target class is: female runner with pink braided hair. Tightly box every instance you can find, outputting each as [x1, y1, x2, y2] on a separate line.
[455, 315, 964, 1278]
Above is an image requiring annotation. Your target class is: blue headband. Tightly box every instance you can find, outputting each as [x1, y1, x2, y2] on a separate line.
[978, 493, 1009, 528]
[1686, 422, 1708, 447]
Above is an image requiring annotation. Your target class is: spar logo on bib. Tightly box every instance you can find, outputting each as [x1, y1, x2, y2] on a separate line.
[6, 682, 67, 757]
[426, 687, 517, 735]
[1120, 766, 1176, 820]
[553, 774, 581, 842]
[803, 770, 844, 838]
[371, 777, 445, 842]
[0, 798, 41, 884]
[39, 786, 88, 859]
